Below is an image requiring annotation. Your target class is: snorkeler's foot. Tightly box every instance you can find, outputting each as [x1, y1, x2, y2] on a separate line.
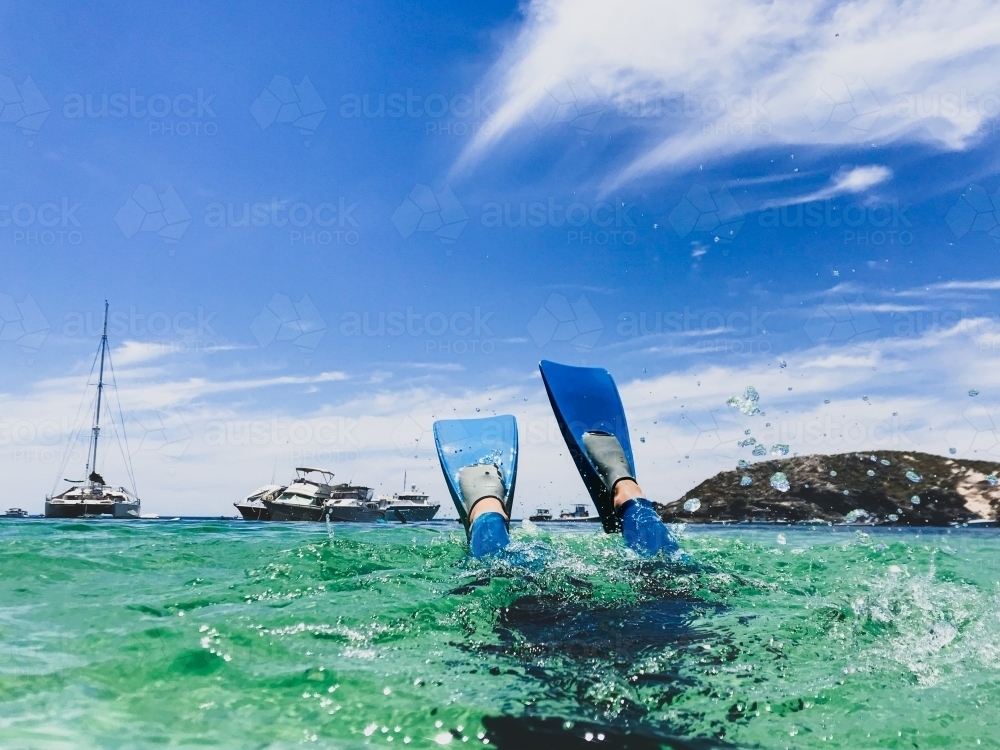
[458, 464, 509, 528]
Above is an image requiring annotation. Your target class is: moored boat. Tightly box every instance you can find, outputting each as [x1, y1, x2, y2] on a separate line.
[2, 508, 29, 518]
[378, 485, 440, 522]
[45, 302, 142, 519]
[234, 484, 285, 520]
[262, 468, 384, 522]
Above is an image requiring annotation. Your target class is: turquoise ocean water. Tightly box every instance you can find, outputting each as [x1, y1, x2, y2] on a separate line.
[1, 520, 997, 748]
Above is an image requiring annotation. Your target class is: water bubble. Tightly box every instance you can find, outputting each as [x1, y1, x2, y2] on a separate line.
[779, 360, 787, 368]
[970, 388, 980, 397]
[888, 514, 899, 521]
[843, 490, 850, 495]
[880, 459, 891, 466]
[738, 459, 750, 469]
[771, 444, 790, 456]
[683, 497, 701, 512]
[844, 509, 870, 523]
[741, 475, 752, 486]
[949, 447, 957, 455]
[738, 437, 757, 447]
[905, 470, 922, 483]
[910, 495, 921, 505]
[770, 472, 790, 492]
[867, 469, 875, 477]
[639, 436, 646, 443]
[777, 533, 787, 544]
[830, 470, 837, 476]
[752, 444, 767, 456]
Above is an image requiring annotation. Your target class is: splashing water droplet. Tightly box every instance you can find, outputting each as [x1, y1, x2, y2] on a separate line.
[867, 469, 876, 477]
[881, 459, 891, 466]
[911, 495, 921, 505]
[824, 399, 830, 404]
[906, 471, 922, 483]
[639, 436, 646, 443]
[738, 459, 750, 469]
[830, 470, 837, 477]
[771, 444, 789, 456]
[752, 444, 767, 456]
[738, 437, 757, 447]
[949, 447, 957, 455]
[779, 360, 787, 368]
[862, 395, 868, 401]
[770, 472, 790, 492]
[777, 533, 786, 544]
[683, 497, 701, 513]
[844, 509, 869, 523]
[744, 429, 751, 435]
[970, 389, 980, 397]
[741, 475, 752, 486]
[888, 513, 899, 521]
[475, 408, 480, 412]
[988, 474, 998, 486]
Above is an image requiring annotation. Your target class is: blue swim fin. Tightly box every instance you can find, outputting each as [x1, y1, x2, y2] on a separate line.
[539, 360, 634, 533]
[433, 415, 518, 535]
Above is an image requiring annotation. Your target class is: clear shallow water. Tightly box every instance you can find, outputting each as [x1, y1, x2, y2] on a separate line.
[1, 521, 998, 749]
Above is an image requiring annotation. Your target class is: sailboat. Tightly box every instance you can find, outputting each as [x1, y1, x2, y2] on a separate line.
[45, 302, 141, 519]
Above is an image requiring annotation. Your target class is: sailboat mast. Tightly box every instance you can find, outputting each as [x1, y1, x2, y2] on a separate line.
[88, 301, 109, 484]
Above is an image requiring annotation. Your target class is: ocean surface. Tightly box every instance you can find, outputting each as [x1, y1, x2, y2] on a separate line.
[1, 520, 997, 749]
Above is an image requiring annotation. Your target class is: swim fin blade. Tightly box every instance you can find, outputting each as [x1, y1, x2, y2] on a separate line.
[433, 415, 518, 534]
[539, 360, 635, 533]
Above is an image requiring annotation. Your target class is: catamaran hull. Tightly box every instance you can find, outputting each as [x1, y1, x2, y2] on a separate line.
[386, 504, 440, 522]
[45, 500, 140, 518]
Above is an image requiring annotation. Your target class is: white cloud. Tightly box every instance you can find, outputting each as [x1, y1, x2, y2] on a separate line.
[765, 165, 893, 207]
[458, 0, 1000, 188]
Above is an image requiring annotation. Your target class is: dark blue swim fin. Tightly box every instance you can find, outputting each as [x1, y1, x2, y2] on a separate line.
[433, 415, 518, 535]
[539, 360, 635, 533]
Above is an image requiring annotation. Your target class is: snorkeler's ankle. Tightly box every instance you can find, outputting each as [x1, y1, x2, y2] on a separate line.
[468, 497, 507, 525]
[613, 478, 645, 509]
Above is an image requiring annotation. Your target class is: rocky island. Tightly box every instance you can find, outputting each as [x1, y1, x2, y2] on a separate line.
[657, 451, 1000, 525]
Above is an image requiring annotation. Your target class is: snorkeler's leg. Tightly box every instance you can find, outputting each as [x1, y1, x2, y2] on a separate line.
[583, 431, 678, 557]
[461, 465, 510, 558]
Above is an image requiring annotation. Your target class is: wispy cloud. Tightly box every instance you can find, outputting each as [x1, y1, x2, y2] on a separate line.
[456, 0, 1000, 189]
[763, 165, 893, 208]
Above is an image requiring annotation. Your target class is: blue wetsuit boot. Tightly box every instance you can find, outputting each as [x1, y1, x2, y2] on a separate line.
[583, 430, 677, 557]
[617, 498, 678, 557]
[468, 512, 510, 558]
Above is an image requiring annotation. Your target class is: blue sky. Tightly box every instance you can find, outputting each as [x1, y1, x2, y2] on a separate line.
[3, 0, 1000, 515]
